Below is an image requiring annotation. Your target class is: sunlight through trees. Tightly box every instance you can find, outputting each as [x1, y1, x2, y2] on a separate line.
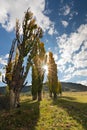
[2, 9, 61, 109]
[32, 43, 46, 101]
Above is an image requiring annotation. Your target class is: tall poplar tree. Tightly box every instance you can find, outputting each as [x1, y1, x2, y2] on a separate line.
[3, 9, 43, 108]
[32, 43, 46, 101]
[47, 52, 58, 99]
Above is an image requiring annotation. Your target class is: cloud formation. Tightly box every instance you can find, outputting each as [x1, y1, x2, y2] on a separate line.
[63, 5, 71, 16]
[61, 20, 69, 27]
[59, 4, 71, 16]
[56, 24, 87, 85]
[0, 54, 9, 82]
[0, 0, 54, 34]
[0, 56, 8, 65]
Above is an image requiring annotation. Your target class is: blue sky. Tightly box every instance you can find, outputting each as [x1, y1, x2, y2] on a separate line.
[0, 0, 87, 86]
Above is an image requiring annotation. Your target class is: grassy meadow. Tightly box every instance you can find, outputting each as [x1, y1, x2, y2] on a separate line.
[0, 91, 87, 130]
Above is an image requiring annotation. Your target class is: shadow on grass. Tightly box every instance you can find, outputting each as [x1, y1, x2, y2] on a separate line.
[60, 96, 76, 101]
[0, 95, 10, 110]
[0, 96, 40, 130]
[53, 96, 87, 130]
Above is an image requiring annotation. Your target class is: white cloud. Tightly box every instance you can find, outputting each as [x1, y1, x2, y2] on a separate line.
[48, 24, 58, 35]
[62, 74, 72, 81]
[48, 47, 51, 51]
[69, 11, 78, 20]
[74, 60, 87, 69]
[0, 0, 54, 33]
[77, 80, 87, 86]
[48, 25, 55, 35]
[0, 68, 6, 82]
[57, 24, 87, 65]
[59, 5, 70, 16]
[57, 60, 66, 72]
[0, 58, 7, 65]
[57, 24, 87, 83]
[53, 54, 58, 61]
[59, 3, 78, 21]
[61, 20, 69, 27]
[5, 54, 9, 59]
[63, 5, 70, 16]
[73, 69, 87, 77]
[64, 65, 75, 74]
[0, 54, 8, 65]
[0, 54, 8, 82]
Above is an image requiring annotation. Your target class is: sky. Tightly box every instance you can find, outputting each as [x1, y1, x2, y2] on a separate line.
[0, 0, 87, 86]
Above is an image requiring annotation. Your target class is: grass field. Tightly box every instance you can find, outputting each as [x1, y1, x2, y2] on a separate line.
[0, 91, 87, 130]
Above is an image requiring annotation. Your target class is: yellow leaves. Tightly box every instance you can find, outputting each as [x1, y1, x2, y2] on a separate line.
[49, 52, 53, 58]
[40, 42, 44, 48]
[15, 48, 19, 64]
[38, 42, 45, 61]
[6, 73, 12, 81]
[6, 62, 12, 72]
[29, 19, 36, 27]
[6, 61, 13, 81]
[6, 48, 19, 82]
[25, 10, 33, 20]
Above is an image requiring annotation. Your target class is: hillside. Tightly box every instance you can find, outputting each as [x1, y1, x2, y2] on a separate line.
[21, 82, 87, 93]
[61, 82, 87, 92]
[0, 82, 87, 94]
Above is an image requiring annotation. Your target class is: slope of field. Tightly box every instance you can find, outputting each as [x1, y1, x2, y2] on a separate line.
[0, 92, 87, 130]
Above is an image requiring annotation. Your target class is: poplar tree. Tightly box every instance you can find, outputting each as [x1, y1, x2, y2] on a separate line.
[3, 9, 43, 108]
[32, 42, 46, 101]
[47, 52, 58, 99]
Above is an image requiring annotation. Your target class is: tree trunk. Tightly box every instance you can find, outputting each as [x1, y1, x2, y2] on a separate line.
[9, 89, 20, 109]
[32, 94, 37, 100]
[9, 89, 15, 109]
[49, 91, 52, 97]
[38, 91, 42, 101]
[15, 90, 20, 108]
[54, 93, 57, 99]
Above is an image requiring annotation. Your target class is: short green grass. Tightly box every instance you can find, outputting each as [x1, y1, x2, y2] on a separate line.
[0, 92, 87, 130]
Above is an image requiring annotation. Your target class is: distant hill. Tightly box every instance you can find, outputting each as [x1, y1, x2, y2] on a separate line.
[0, 82, 87, 94]
[61, 82, 87, 92]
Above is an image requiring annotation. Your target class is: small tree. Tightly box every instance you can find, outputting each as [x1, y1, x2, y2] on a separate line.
[3, 9, 43, 109]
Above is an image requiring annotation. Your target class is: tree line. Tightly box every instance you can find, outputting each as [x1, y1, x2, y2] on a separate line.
[2, 9, 62, 109]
